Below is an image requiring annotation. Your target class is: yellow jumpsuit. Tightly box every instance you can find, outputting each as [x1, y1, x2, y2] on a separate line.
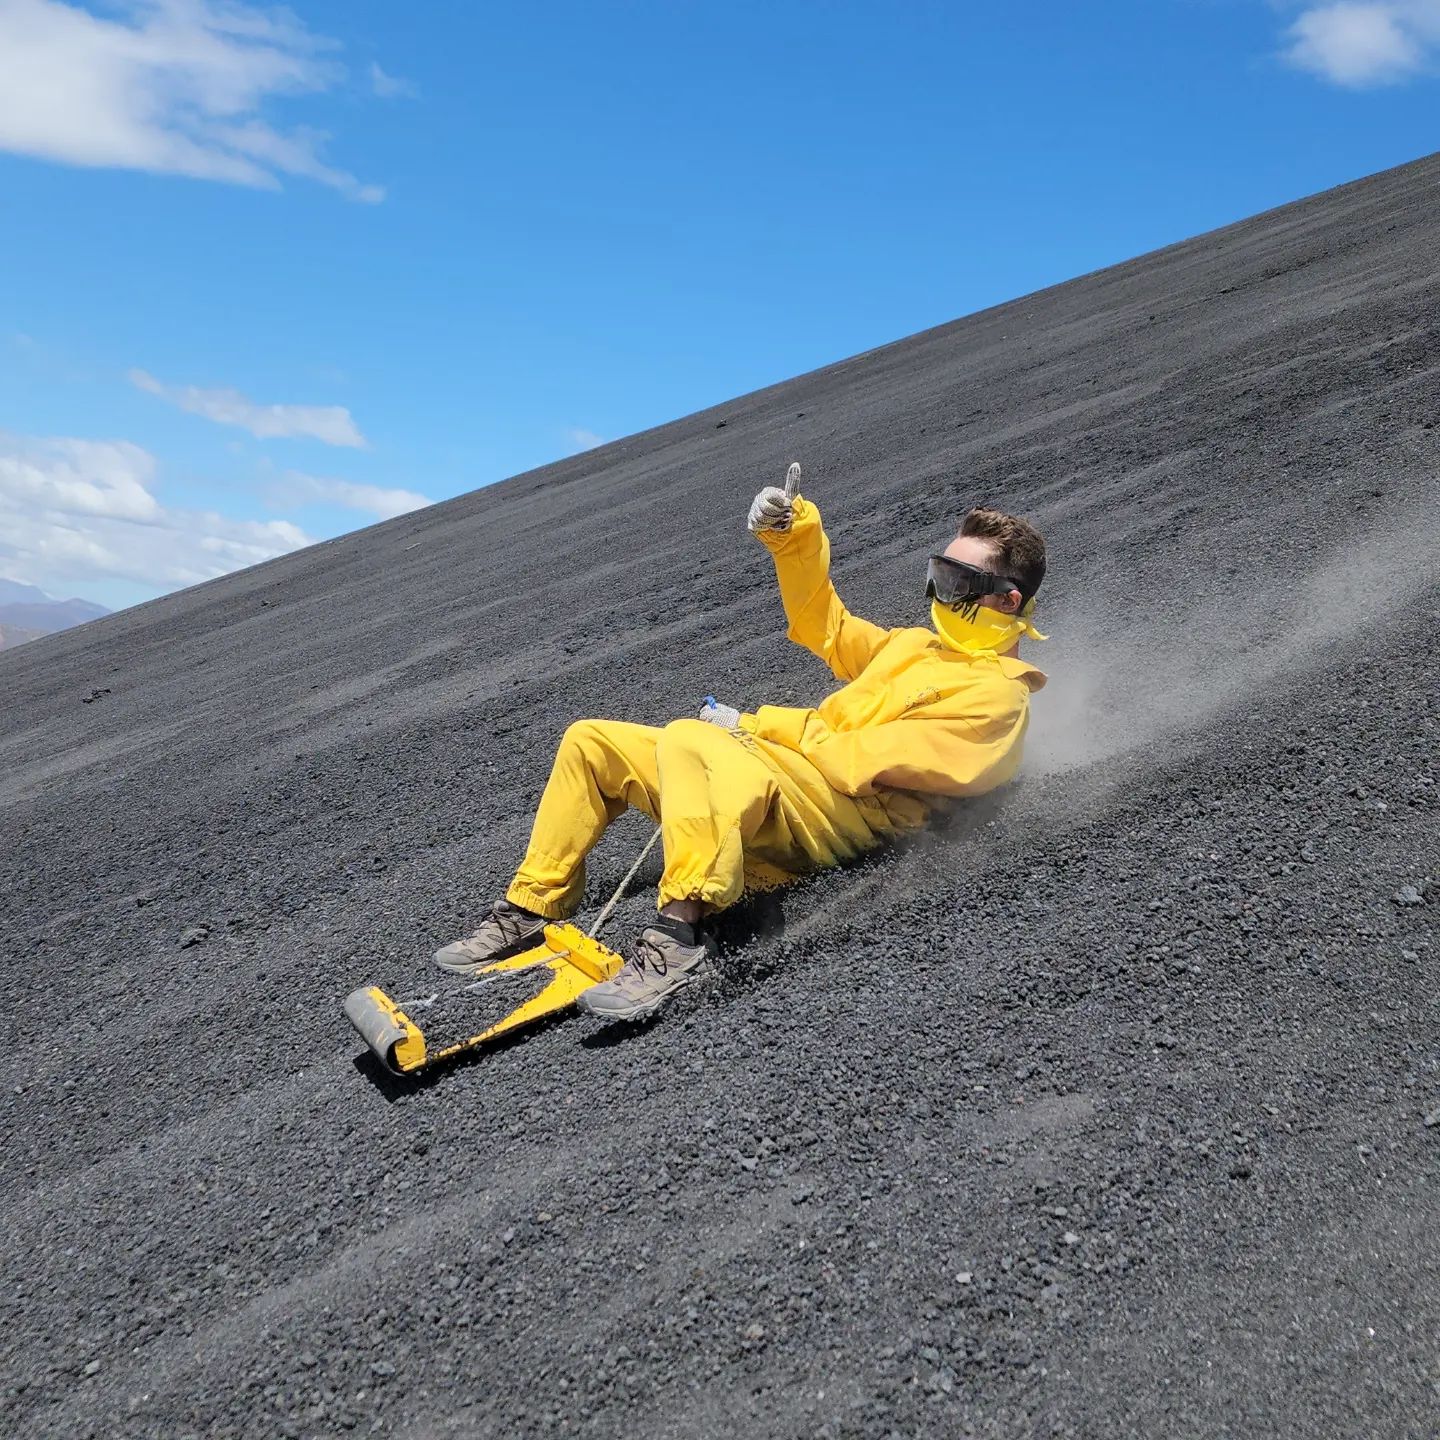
[505, 497, 1047, 919]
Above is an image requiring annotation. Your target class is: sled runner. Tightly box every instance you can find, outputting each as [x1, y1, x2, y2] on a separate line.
[345, 827, 660, 1076]
[344, 922, 626, 1075]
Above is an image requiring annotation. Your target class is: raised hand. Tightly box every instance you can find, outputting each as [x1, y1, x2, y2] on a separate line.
[747, 461, 803, 534]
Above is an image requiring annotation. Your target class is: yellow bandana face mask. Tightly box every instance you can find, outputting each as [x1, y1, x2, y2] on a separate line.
[930, 597, 1047, 656]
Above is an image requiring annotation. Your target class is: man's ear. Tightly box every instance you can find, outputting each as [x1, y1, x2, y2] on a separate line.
[995, 588, 1022, 615]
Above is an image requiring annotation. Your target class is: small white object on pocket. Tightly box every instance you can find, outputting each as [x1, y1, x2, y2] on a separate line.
[698, 695, 741, 728]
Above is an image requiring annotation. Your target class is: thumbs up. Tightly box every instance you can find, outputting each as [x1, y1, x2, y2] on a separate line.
[747, 461, 803, 534]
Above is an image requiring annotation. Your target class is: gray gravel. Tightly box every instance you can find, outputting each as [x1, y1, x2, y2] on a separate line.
[2, 154, 1439, 1439]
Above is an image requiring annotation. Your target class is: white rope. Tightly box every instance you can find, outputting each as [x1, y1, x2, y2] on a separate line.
[463, 952, 556, 993]
[587, 825, 663, 937]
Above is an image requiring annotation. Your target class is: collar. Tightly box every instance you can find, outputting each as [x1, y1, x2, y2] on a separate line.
[916, 628, 1049, 691]
[994, 654, 1048, 691]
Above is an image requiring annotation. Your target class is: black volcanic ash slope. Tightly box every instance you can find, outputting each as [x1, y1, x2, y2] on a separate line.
[2, 155, 1438, 1440]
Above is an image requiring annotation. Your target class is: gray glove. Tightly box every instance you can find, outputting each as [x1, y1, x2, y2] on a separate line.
[747, 461, 802, 533]
[698, 696, 741, 728]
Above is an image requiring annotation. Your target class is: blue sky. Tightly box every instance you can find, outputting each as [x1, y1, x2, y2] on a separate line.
[1, 0, 1436, 610]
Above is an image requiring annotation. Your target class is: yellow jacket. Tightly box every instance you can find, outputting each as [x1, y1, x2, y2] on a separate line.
[746, 496, 1047, 801]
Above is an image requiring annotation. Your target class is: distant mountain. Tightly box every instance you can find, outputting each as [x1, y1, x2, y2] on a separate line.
[0, 624, 46, 651]
[0, 577, 51, 605]
[0, 578, 110, 649]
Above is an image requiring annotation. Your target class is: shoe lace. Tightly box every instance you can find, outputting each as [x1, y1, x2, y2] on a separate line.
[627, 932, 669, 978]
[477, 903, 521, 944]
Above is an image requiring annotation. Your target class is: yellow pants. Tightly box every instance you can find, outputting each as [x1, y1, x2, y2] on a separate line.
[505, 718, 926, 919]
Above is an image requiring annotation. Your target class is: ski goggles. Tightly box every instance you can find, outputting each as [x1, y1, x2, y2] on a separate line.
[924, 555, 1021, 612]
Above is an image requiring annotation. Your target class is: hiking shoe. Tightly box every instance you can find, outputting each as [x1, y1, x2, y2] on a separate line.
[434, 899, 549, 975]
[576, 916, 716, 1022]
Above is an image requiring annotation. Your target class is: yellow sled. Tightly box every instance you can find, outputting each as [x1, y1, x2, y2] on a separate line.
[344, 922, 627, 1075]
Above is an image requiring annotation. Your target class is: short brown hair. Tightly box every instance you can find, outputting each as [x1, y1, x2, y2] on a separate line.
[959, 507, 1046, 603]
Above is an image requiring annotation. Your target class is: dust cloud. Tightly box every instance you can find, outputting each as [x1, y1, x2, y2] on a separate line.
[1024, 494, 1440, 778]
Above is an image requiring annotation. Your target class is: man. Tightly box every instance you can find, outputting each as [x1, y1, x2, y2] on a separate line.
[434, 466, 1048, 1021]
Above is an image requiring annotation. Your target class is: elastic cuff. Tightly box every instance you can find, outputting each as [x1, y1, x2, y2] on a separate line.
[654, 895, 714, 917]
[655, 867, 795, 915]
[657, 874, 736, 914]
[504, 880, 576, 921]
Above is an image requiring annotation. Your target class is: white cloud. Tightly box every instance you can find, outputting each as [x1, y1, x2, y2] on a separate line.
[0, 430, 314, 595]
[1282, 2, 1440, 86]
[369, 61, 413, 99]
[130, 368, 368, 448]
[566, 427, 606, 453]
[0, 435, 161, 521]
[0, 0, 384, 201]
[277, 469, 431, 520]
